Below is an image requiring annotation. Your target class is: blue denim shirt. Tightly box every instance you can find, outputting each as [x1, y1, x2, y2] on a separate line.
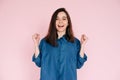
[32, 36, 87, 80]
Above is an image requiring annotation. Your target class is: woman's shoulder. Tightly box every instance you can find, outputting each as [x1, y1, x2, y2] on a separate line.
[74, 37, 81, 48]
[39, 37, 47, 48]
[40, 37, 46, 44]
[74, 37, 80, 43]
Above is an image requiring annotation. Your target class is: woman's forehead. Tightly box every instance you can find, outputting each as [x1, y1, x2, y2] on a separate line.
[57, 12, 67, 17]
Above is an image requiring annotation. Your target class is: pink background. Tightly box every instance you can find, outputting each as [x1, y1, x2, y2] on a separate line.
[0, 0, 120, 80]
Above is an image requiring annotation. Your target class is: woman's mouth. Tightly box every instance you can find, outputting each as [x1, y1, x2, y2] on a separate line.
[58, 25, 64, 27]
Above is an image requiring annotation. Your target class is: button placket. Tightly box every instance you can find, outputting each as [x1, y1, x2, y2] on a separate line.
[57, 38, 63, 80]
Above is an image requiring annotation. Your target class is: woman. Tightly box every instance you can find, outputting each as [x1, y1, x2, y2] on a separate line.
[32, 8, 88, 80]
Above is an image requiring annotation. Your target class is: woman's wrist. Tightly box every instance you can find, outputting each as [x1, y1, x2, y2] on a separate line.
[34, 43, 39, 47]
[34, 45, 40, 58]
[80, 44, 85, 57]
[81, 44, 85, 48]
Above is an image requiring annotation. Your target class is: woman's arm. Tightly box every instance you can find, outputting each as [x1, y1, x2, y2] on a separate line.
[32, 33, 41, 67]
[32, 33, 40, 58]
[80, 34, 88, 58]
[79, 45, 85, 58]
[34, 44, 40, 58]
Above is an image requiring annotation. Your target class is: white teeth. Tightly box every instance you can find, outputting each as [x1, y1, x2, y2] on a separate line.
[58, 25, 64, 27]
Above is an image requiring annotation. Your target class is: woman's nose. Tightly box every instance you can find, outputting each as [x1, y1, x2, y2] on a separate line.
[59, 19, 63, 23]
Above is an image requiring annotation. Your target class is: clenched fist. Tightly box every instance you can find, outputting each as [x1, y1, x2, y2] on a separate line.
[80, 34, 88, 46]
[32, 33, 40, 46]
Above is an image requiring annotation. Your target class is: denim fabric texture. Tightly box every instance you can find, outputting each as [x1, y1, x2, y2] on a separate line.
[32, 35, 87, 80]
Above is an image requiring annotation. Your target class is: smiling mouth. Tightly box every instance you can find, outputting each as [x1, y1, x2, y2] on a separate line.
[58, 25, 64, 27]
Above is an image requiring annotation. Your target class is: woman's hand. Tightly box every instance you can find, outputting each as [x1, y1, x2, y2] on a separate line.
[81, 34, 88, 46]
[32, 33, 40, 47]
[79, 34, 88, 58]
[32, 33, 40, 57]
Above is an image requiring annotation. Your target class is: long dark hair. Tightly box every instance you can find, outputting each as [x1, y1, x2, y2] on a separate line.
[45, 8, 74, 46]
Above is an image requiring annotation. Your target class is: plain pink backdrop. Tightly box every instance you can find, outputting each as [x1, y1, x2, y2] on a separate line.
[0, 0, 120, 80]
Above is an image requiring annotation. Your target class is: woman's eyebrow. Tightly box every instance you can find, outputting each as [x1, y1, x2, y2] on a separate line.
[56, 16, 67, 19]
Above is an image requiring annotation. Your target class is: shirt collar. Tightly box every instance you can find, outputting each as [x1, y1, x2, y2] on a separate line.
[57, 34, 67, 42]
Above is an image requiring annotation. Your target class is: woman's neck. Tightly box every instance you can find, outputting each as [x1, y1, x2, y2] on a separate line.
[57, 31, 66, 39]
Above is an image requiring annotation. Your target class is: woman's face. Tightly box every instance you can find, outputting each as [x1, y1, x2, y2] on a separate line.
[56, 11, 68, 33]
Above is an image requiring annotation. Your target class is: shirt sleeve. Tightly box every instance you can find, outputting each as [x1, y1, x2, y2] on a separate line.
[32, 39, 43, 68]
[76, 39, 87, 69]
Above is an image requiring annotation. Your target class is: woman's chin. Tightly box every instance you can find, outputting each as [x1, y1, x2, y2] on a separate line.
[57, 30, 66, 33]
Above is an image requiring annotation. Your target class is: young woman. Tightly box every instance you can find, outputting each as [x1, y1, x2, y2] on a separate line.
[32, 8, 88, 80]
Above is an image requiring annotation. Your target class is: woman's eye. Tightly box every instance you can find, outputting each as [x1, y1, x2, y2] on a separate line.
[63, 18, 67, 20]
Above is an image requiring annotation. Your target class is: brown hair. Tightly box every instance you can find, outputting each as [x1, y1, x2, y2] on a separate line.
[45, 8, 74, 46]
